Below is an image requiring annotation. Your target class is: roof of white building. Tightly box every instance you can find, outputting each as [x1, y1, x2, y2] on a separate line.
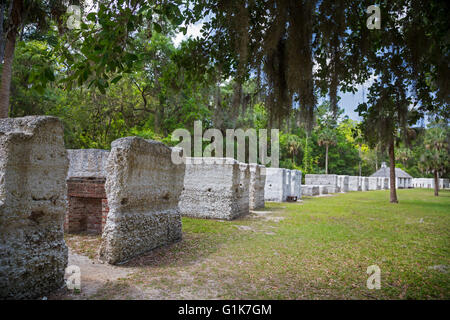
[370, 162, 413, 178]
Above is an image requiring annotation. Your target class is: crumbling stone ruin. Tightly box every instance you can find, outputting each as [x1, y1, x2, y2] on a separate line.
[376, 177, 384, 190]
[318, 185, 328, 195]
[249, 164, 265, 209]
[367, 177, 378, 191]
[99, 137, 185, 265]
[305, 174, 338, 187]
[301, 185, 320, 196]
[65, 149, 110, 234]
[304, 174, 341, 194]
[382, 177, 389, 189]
[284, 170, 292, 199]
[289, 170, 302, 199]
[238, 163, 250, 214]
[0, 116, 68, 299]
[412, 178, 449, 189]
[264, 168, 288, 202]
[337, 175, 349, 193]
[361, 177, 369, 191]
[179, 157, 249, 220]
[348, 176, 362, 191]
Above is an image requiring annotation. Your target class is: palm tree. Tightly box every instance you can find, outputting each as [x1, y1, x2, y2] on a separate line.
[353, 129, 365, 176]
[395, 147, 412, 167]
[420, 127, 449, 196]
[317, 127, 337, 174]
[286, 134, 301, 166]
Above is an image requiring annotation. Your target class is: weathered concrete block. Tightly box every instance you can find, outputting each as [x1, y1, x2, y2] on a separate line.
[376, 177, 383, 190]
[179, 157, 248, 220]
[0, 116, 68, 299]
[368, 177, 378, 191]
[348, 176, 361, 191]
[326, 186, 340, 193]
[301, 185, 320, 196]
[249, 164, 265, 210]
[412, 178, 449, 189]
[99, 137, 184, 265]
[238, 162, 250, 214]
[318, 185, 328, 195]
[67, 149, 109, 178]
[305, 174, 338, 186]
[337, 175, 349, 193]
[284, 170, 292, 197]
[360, 177, 369, 191]
[382, 177, 389, 189]
[289, 170, 302, 199]
[264, 168, 287, 202]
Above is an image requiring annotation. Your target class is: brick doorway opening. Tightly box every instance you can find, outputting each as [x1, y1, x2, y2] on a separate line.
[65, 177, 109, 235]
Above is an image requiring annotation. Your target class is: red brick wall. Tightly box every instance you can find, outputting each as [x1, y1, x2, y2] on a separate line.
[65, 178, 109, 235]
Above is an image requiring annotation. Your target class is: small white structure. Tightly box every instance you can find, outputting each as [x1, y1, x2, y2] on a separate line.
[337, 175, 349, 193]
[318, 185, 328, 195]
[302, 185, 320, 196]
[361, 177, 369, 191]
[264, 168, 288, 202]
[289, 170, 302, 199]
[305, 174, 338, 186]
[348, 176, 362, 191]
[412, 178, 449, 189]
[367, 177, 378, 190]
[304, 174, 340, 194]
[178, 157, 249, 220]
[284, 170, 292, 198]
[370, 162, 412, 189]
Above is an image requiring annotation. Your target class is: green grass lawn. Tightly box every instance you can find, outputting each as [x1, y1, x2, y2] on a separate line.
[68, 189, 450, 300]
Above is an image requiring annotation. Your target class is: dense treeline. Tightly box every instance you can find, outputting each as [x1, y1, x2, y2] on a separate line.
[6, 32, 448, 178]
[0, 1, 449, 201]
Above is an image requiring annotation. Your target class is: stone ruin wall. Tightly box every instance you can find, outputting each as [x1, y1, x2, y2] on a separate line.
[361, 177, 369, 191]
[318, 185, 328, 195]
[289, 170, 302, 199]
[412, 178, 449, 189]
[368, 177, 378, 190]
[382, 177, 389, 189]
[301, 185, 320, 196]
[284, 170, 291, 198]
[348, 176, 361, 191]
[65, 149, 110, 234]
[305, 174, 338, 187]
[179, 157, 248, 220]
[337, 175, 349, 193]
[0, 116, 68, 299]
[249, 164, 265, 210]
[99, 137, 185, 265]
[264, 168, 286, 202]
[237, 163, 250, 215]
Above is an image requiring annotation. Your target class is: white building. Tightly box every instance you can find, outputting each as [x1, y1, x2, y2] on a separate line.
[370, 162, 413, 189]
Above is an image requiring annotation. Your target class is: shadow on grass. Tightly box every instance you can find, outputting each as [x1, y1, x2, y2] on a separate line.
[123, 218, 242, 269]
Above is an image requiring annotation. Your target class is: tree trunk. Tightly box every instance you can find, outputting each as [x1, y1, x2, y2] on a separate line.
[154, 102, 164, 134]
[325, 144, 329, 174]
[0, 0, 23, 118]
[358, 144, 362, 176]
[434, 170, 439, 197]
[388, 140, 398, 203]
[0, 1, 6, 61]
